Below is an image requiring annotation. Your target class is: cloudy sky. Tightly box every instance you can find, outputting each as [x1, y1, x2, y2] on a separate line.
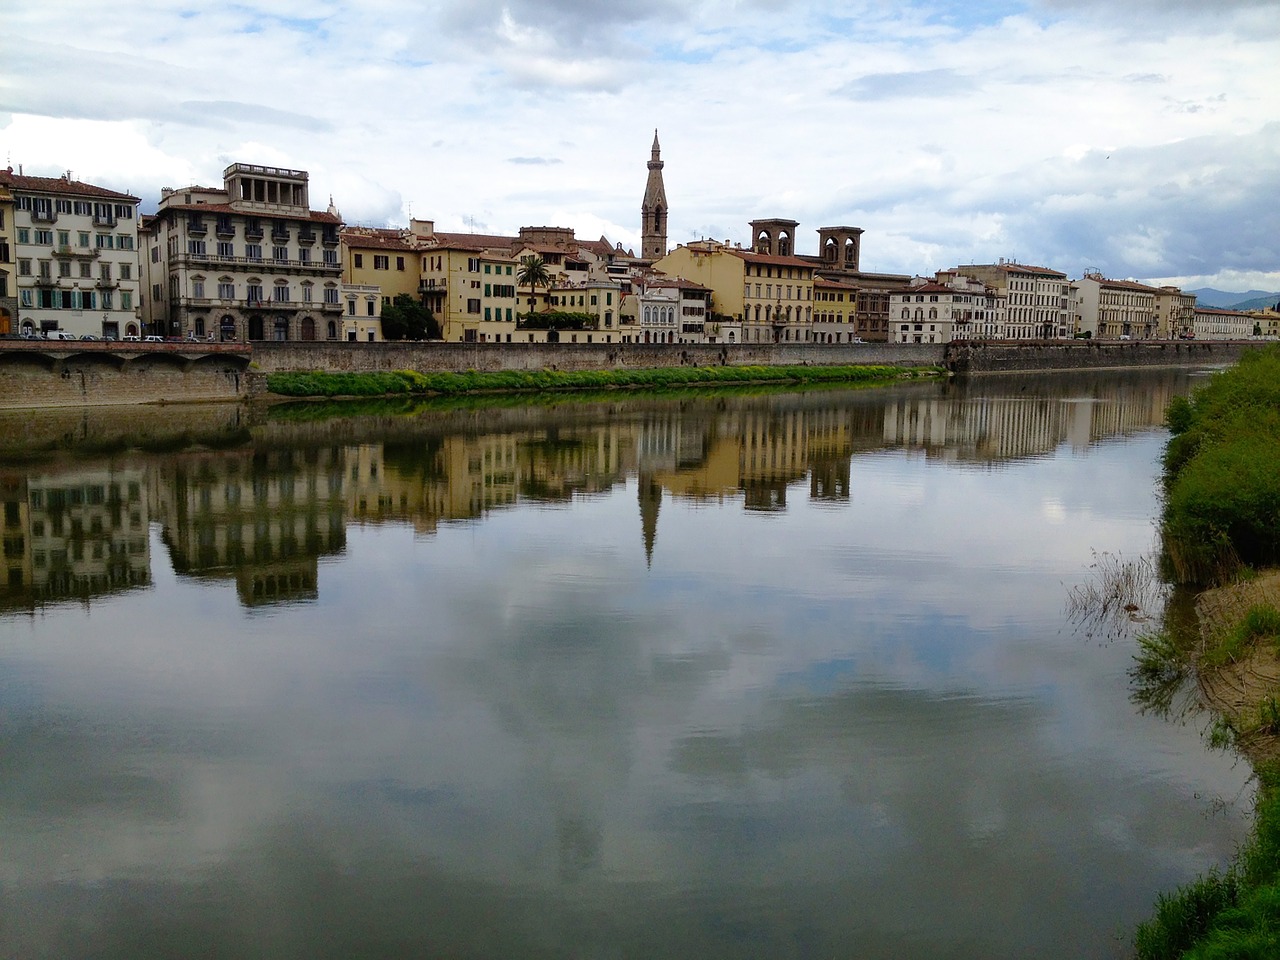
[1, 0, 1277, 290]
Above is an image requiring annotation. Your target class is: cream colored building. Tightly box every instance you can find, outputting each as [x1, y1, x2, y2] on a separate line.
[341, 283, 384, 341]
[892, 274, 1004, 343]
[953, 261, 1072, 339]
[812, 277, 861, 344]
[419, 242, 520, 343]
[1074, 274, 1160, 340]
[341, 227, 420, 306]
[0, 169, 141, 339]
[1154, 285, 1197, 339]
[142, 163, 343, 341]
[1192, 306, 1254, 340]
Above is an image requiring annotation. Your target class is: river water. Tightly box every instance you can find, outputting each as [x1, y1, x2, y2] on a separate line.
[0, 369, 1252, 959]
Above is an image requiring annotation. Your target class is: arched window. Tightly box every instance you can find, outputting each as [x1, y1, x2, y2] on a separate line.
[301, 316, 316, 341]
[327, 320, 338, 339]
[220, 315, 236, 341]
[902, 308, 909, 319]
[929, 308, 937, 320]
[273, 317, 288, 341]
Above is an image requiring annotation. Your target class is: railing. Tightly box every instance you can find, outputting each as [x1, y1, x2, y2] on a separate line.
[96, 278, 119, 289]
[419, 281, 447, 294]
[170, 252, 341, 274]
[93, 213, 117, 227]
[215, 221, 236, 237]
[52, 245, 99, 259]
[187, 220, 208, 235]
[31, 209, 58, 223]
[296, 230, 316, 244]
[244, 225, 264, 239]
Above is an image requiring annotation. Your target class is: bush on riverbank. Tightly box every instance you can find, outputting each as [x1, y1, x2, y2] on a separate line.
[266, 364, 936, 398]
[1135, 761, 1280, 959]
[1162, 345, 1280, 585]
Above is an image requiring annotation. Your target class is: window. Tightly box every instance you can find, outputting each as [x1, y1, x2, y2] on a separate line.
[274, 282, 290, 303]
[58, 260, 71, 278]
[18, 259, 31, 276]
[73, 201, 91, 216]
[247, 283, 263, 303]
[118, 235, 134, 250]
[367, 300, 374, 316]
[115, 204, 133, 219]
[466, 298, 480, 314]
[323, 249, 338, 265]
[16, 228, 29, 244]
[217, 241, 234, 258]
[188, 239, 207, 256]
[218, 280, 235, 299]
[96, 234, 115, 249]
[35, 229, 53, 245]
[301, 282, 313, 303]
[484, 283, 490, 296]
[298, 247, 310, 263]
[78, 232, 90, 247]
[373, 255, 388, 270]
[100, 290, 113, 309]
[396, 256, 405, 271]
[467, 258, 480, 272]
[57, 230, 70, 247]
[20, 289, 32, 307]
[55, 199, 71, 214]
[347, 300, 355, 316]
[353, 253, 363, 268]
[273, 246, 288, 262]
[246, 243, 262, 260]
[324, 286, 339, 304]
[192, 277, 205, 298]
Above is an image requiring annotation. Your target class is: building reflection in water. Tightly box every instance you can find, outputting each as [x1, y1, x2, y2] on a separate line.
[0, 467, 150, 612]
[0, 371, 1195, 612]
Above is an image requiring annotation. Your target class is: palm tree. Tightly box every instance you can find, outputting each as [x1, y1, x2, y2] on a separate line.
[517, 255, 551, 317]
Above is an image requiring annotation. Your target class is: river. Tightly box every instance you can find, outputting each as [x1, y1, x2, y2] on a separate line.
[0, 369, 1251, 959]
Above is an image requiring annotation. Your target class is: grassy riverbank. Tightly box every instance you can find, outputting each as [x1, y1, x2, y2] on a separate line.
[1135, 344, 1280, 959]
[264, 363, 940, 398]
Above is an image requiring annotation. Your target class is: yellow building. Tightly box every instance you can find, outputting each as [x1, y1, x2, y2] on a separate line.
[1153, 285, 1197, 339]
[340, 227, 421, 306]
[733, 248, 815, 344]
[652, 240, 746, 342]
[419, 242, 520, 343]
[813, 277, 861, 343]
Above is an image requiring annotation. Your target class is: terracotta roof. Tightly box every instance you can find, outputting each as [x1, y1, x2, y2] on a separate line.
[340, 227, 417, 251]
[729, 249, 816, 270]
[1194, 306, 1249, 317]
[643, 277, 710, 292]
[0, 169, 139, 203]
[1083, 276, 1163, 293]
[432, 230, 519, 249]
[814, 277, 861, 290]
[894, 282, 959, 295]
[956, 262, 1066, 278]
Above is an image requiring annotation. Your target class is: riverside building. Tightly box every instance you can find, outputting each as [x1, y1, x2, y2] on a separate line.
[0, 167, 141, 339]
[141, 163, 343, 342]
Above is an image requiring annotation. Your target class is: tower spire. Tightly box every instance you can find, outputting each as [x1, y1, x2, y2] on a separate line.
[640, 129, 668, 261]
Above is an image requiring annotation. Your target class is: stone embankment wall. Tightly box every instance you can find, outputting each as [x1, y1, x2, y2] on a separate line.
[248, 340, 942, 374]
[0, 345, 251, 409]
[944, 339, 1259, 374]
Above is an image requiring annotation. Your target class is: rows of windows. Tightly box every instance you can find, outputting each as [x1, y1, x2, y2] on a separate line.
[18, 287, 133, 311]
[16, 196, 134, 219]
[15, 227, 134, 250]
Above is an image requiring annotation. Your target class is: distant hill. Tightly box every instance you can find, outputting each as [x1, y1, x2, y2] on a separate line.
[1187, 288, 1280, 310]
[1229, 294, 1280, 312]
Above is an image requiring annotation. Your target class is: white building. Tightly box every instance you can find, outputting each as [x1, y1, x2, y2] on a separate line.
[952, 261, 1072, 339]
[1193, 306, 1255, 340]
[142, 163, 344, 342]
[1074, 274, 1161, 340]
[891, 274, 1005, 343]
[0, 168, 141, 339]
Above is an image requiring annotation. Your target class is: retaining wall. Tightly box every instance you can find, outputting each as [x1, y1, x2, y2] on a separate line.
[944, 339, 1260, 374]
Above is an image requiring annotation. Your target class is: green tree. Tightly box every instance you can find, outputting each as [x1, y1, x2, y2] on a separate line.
[517, 255, 551, 316]
[380, 294, 439, 340]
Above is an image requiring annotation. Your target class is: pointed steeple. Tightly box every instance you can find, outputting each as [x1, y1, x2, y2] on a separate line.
[640, 129, 668, 261]
[638, 474, 662, 568]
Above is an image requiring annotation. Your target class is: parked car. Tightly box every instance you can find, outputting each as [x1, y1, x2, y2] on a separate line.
[143, 335, 165, 342]
[80, 334, 99, 340]
[122, 335, 141, 341]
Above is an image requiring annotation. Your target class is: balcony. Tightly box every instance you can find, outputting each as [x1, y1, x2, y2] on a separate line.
[271, 227, 290, 242]
[215, 220, 236, 238]
[419, 280, 447, 295]
[321, 229, 339, 246]
[93, 213, 117, 228]
[296, 229, 316, 244]
[34, 275, 56, 287]
[244, 223, 264, 240]
[187, 219, 208, 235]
[31, 208, 58, 223]
[96, 278, 119, 289]
[52, 244, 99, 260]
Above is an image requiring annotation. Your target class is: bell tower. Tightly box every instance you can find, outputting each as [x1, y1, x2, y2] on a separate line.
[640, 130, 668, 261]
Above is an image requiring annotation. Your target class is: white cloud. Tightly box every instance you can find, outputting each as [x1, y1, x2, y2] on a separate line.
[0, 0, 1276, 289]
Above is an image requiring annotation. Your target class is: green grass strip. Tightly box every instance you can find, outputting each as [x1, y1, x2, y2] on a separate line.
[265, 364, 941, 398]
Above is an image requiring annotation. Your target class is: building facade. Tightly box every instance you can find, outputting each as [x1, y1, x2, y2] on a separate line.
[1153, 285, 1197, 339]
[0, 179, 15, 333]
[142, 163, 343, 341]
[1074, 274, 1160, 340]
[953, 261, 1072, 339]
[0, 169, 141, 339]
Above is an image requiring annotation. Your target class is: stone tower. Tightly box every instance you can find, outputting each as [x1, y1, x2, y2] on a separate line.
[640, 130, 668, 261]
